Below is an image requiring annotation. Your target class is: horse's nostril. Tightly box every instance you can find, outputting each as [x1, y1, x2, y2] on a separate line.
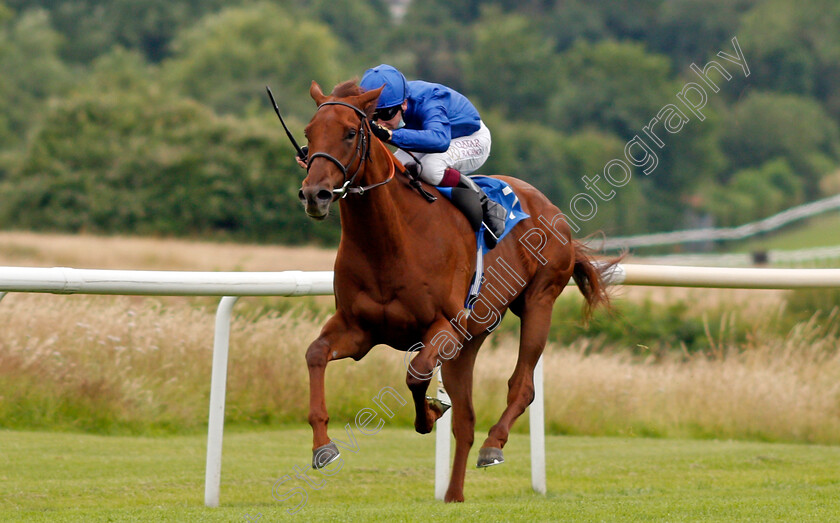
[317, 189, 332, 201]
[298, 189, 306, 202]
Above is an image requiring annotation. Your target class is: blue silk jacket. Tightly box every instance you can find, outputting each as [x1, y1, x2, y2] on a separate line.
[389, 80, 481, 153]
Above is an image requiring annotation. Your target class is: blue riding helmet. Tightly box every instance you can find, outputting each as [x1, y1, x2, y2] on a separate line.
[360, 64, 408, 109]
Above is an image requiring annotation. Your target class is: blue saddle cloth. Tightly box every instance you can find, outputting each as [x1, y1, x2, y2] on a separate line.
[437, 176, 530, 249]
[437, 176, 530, 308]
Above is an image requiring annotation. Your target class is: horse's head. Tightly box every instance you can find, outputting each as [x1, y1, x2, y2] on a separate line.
[299, 81, 384, 220]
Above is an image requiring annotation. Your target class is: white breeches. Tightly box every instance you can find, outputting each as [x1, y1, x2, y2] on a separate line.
[393, 121, 491, 185]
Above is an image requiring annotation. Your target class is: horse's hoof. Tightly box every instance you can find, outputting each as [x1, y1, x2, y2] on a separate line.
[312, 442, 340, 469]
[477, 447, 504, 468]
[425, 395, 451, 415]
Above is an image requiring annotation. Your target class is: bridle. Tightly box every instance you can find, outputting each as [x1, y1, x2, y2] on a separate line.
[265, 85, 426, 200]
[307, 101, 395, 198]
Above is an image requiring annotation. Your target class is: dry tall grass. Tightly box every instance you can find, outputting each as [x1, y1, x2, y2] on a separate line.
[1, 232, 839, 443]
[537, 316, 840, 443]
[1, 294, 838, 443]
[0, 230, 336, 270]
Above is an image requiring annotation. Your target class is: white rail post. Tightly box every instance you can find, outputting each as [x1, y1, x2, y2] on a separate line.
[204, 296, 239, 508]
[434, 371, 451, 500]
[530, 355, 546, 494]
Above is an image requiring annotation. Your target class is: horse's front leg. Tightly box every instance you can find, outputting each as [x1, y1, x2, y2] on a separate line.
[306, 313, 371, 469]
[406, 318, 462, 434]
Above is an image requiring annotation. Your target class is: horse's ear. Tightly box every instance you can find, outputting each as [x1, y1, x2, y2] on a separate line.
[356, 85, 385, 118]
[310, 81, 328, 106]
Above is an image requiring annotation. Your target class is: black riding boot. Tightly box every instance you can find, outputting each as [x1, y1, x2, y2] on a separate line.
[456, 173, 507, 249]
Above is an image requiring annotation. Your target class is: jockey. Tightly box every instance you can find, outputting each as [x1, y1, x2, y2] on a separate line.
[358, 64, 508, 248]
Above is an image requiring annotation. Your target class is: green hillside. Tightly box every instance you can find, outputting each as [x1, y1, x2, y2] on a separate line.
[1, 1, 839, 243]
[733, 210, 840, 252]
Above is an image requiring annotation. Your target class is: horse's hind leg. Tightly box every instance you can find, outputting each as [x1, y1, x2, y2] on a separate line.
[440, 334, 484, 503]
[478, 296, 554, 467]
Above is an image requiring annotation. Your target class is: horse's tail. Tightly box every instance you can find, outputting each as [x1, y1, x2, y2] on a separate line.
[571, 239, 621, 320]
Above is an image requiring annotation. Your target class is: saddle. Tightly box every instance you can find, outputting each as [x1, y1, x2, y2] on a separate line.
[437, 175, 530, 310]
[437, 175, 529, 250]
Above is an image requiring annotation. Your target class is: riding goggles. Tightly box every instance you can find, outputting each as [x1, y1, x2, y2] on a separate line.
[373, 105, 401, 122]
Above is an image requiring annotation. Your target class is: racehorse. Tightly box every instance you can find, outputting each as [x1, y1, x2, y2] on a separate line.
[296, 79, 613, 502]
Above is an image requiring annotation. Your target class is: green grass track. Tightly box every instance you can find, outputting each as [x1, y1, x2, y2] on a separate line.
[2, 426, 839, 521]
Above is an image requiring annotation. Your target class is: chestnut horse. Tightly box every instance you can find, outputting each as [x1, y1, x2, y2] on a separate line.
[298, 80, 611, 502]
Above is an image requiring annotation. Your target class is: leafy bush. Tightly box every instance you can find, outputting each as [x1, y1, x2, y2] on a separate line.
[493, 294, 762, 355]
[549, 297, 714, 353]
[721, 92, 840, 196]
[702, 158, 804, 226]
[787, 288, 840, 318]
[0, 52, 339, 244]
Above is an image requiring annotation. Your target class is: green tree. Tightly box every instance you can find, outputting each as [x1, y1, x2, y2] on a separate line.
[648, 0, 758, 66]
[393, 0, 473, 90]
[0, 50, 337, 244]
[162, 3, 345, 119]
[463, 7, 559, 121]
[482, 113, 579, 204]
[721, 92, 840, 196]
[482, 113, 645, 236]
[0, 9, 73, 169]
[548, 39, 726, 230]
[541, 0, 608, 51]
[549, 40, 676, 137]
[6, 0, 236, 62]
[702, 159, 803, 226]
[582, 0, 664, 42]
[737, 0, 840, 119]
[309, 0, 390, 67]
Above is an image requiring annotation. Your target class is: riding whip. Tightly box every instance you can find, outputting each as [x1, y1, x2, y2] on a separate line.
[265, 86, 306, 159]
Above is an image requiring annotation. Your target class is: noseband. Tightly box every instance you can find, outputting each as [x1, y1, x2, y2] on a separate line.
[307, 101, 394, 198]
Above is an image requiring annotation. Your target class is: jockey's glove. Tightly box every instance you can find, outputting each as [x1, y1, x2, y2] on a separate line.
[370, 122, 393, 143]
[295, 146, 308, 166]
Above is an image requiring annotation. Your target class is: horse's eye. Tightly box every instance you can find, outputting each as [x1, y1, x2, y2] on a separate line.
[346, 129, 357, 140]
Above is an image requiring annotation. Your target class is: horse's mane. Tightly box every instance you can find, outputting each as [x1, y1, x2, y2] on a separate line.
[331, 79, 363, 98]
[330, 79, 379, 117]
